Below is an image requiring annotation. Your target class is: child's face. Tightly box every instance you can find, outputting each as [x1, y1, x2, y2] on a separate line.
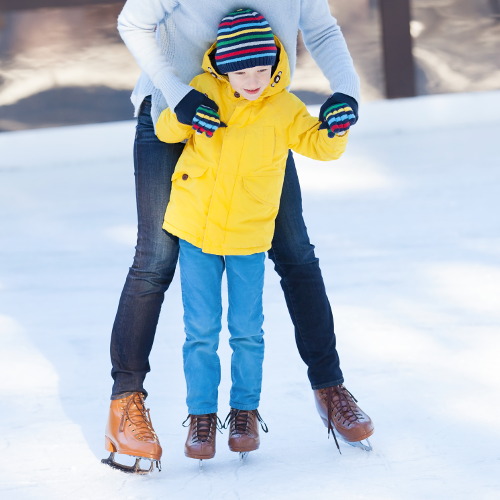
[227, 66, 273, 101]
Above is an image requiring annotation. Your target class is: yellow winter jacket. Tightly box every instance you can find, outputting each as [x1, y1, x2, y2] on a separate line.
[157, 38, 348, 256]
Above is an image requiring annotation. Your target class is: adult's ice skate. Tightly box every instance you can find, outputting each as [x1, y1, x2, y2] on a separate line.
[102, 392, 162, 474]
[314, 384, 374, 452]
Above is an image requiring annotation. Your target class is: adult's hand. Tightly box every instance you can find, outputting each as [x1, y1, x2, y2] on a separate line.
[318, 92, 358, 138]
[174, 89, 226, 138]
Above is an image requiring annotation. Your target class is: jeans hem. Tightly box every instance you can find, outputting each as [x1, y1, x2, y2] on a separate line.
[110, 390, 147, 401]
[229, 401, 259, 411]
[311, 378, 345, 390]
[188, 406, 218, 415]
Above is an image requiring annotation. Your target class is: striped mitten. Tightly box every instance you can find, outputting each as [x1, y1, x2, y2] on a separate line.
[318, 93, 358, 138]
[192, 105, 226, 138]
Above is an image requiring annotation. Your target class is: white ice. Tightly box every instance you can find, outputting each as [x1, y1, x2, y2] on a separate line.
[1, 90, 499, 500]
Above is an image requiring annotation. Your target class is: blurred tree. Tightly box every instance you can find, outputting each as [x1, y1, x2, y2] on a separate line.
[379, 0, 415, 98]
[490, 0, 500, 19]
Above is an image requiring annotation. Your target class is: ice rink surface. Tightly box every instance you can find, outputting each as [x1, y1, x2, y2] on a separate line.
[1, 91, 499, 499]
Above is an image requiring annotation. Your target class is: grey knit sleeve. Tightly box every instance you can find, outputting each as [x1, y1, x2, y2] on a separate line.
[299, 0, 360, 103]
[117, 0, 192, 108]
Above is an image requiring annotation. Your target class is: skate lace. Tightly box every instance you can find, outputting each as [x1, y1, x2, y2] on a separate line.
[118, 392, 159, 443]
[323, 385, 363, 452]
[182, 414, 223, 443]
[222, 409, 269, 435]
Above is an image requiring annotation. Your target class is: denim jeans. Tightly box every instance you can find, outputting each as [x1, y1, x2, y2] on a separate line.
[110, 96, 343, 399]
[179, 240, 265, 414]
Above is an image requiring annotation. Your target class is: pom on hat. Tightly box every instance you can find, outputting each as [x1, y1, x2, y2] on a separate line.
[215, 8, 277, 74]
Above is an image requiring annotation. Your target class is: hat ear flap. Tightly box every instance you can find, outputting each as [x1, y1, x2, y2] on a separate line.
[208, 49, 222, 76]
[271, 46, 281, 77]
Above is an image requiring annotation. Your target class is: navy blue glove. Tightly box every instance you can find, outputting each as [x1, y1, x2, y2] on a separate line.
[174, 89, 226, 137]
[318, 93, 358, 138]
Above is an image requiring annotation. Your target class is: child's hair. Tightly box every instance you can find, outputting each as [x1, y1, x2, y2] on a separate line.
[215, 8, 277, 74]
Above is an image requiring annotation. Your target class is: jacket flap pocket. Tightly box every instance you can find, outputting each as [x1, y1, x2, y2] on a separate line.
[243, 174, 284, 207]
[172, 164, 209, 181]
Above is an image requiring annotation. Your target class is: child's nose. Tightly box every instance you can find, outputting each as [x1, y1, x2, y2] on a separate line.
[247, 76, 259, 87]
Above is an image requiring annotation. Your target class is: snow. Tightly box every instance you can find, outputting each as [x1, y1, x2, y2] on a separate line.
[1, 90, 499, 499]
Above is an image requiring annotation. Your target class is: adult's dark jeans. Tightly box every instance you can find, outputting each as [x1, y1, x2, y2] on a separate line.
[110, 96, 344, 399]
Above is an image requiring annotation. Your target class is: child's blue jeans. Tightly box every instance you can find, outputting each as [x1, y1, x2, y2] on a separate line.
[179, 239, 266, 414]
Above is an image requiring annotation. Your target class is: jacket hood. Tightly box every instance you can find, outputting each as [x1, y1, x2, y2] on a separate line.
[201, 36, 291, 100]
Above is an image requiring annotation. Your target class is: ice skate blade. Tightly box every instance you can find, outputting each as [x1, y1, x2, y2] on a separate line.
[101, 452, 161, 474]
[199, 459, 203, 471]
[239, 451, 249, 462]
[329, 425, 373, 452]
[344, 437, 372, 452]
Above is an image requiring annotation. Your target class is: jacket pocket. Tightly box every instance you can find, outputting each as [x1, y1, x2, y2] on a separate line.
[171, 164, 209, 182]
[243, 174, 284, 207]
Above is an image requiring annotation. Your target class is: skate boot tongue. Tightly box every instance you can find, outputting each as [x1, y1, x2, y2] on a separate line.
[119, 393, 159, 443]
[327, 385, 363, 428]
[233, 410, 251, 435]
[224, 408, 268, 435]
[192, 414, 219, 443]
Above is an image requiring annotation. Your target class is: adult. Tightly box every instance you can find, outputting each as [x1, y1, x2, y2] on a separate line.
[103, 0, 374, 473]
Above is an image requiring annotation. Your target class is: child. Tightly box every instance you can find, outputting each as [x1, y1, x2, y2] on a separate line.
[156, 8, 353, 462]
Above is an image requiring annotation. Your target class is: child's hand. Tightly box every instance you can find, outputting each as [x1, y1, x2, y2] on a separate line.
[318, 93, 358, 138]
[192, 105, 227, 138]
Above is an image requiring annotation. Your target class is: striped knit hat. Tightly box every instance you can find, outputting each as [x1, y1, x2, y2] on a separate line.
[215, 8, 277, 74]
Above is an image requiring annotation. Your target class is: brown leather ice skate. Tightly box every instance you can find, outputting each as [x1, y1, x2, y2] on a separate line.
[224, 408, 268, 455]
[314, 384, 374, 452]
[183, 413, 221, 460]
[102, 392, 162, 474]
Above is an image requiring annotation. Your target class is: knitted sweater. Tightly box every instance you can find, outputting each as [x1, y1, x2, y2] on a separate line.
[117, 0, 360, 128]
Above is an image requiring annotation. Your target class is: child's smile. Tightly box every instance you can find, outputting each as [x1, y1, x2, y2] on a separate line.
[244, 87, 262, 95]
